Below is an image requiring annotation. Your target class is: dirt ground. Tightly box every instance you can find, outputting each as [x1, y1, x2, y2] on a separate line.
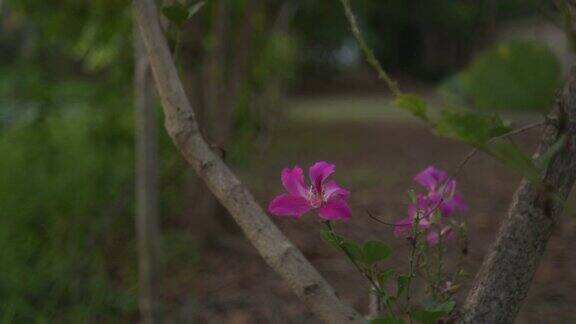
[189, 109, 576, 323]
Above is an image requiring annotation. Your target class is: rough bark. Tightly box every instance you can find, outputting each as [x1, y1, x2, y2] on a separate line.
[134, 25, 161, 324]
[460, 69, 576, 323]
[132, 0, 363, 322]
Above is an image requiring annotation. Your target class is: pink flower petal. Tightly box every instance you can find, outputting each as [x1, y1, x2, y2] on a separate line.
[309, 161, 336, 193]
[426, 230, 440, 245]
[281, 166, 308, 198]
[442, 226, 456, 241]
[426, 226, 455, 245]
[414, 166, 448, 191]
[323, 180, 350, 200]
[440, 179, 457, 200]
[397, 209, 432, 238]
[407, 204, 417, 218]
[410, 194, 439, 219]
[268, 194, 312, 218]
[394, 216, 413, 237]
[439, 193, 467, 217]
[318, 198, 351, 220]
[452, 194, 467, 211]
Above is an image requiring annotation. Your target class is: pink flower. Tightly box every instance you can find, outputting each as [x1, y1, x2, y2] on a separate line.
[414, 166, 466, 217]
[395, 166, 466, 245]
[394, 195, 433, 236]
[268, 161, 351, 220]
[426, 226, 455, 245]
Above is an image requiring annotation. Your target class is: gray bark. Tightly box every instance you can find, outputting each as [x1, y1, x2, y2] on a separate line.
[134, 24, 161, 324]
[460, 69, 576, 323]
[132, 0, 363, 322]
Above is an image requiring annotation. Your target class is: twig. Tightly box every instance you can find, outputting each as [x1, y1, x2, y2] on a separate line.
[366, 210, 401, 227]
[452, 120, 546, 179]
[339, 0, 401, 97]
[325, 221, 396, 319]
[405, 211, 422, 324]
[324, 222, 382, 292]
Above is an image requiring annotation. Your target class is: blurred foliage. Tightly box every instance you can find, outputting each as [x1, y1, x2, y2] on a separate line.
[434, 108, 539, 179]
[8, 0, 132, 72]
[162, 1, 205, 29]
[441, 41, 561, 112]
[0, 104, 136, 321]
[434, 110, 511, 146]
[0, 0, 561, 320]
[0, 0, 195, 320]
[293, 0, 546, 81]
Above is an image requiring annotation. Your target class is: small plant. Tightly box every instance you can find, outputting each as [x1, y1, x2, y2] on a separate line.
[269, 163, 466, 323]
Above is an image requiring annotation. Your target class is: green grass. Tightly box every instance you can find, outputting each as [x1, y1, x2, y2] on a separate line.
[286, 95, 416, 123]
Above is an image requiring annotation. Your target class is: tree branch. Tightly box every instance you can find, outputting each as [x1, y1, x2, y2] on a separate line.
[460, 68, 576, 323]
[132, 0, 363, 322]
[134, 22, 161, 324]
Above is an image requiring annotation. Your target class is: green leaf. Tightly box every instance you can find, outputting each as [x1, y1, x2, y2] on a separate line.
[442, 41, 561, 113]
[396, 274, 411, 298]
[394, 94, 428, 121]
[320, 230, 367, 264]
[341, 240, 366, 264]
[434, 110, 511, 146]
[363, 240, 392, 265]
[408, 189, 417, 204]
[413, 299, 455, 323]
[413, 310, 447, 324]
[321, 230, 391, 265]
[377, 269, 396, 286]
[320, 229, 343, 249]
[484, 138, 539, 181]
[435, 109, 540, 181]
[162, 3, 189, 28]
[370, 318, 405, 324]
[420, 298, 455, 313]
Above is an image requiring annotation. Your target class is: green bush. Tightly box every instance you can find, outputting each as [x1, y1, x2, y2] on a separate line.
[0, 105, 138, 322]
[442, 41, 561, 112]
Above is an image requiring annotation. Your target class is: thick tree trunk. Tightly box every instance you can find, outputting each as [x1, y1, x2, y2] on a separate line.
[134, 25, 161, 324]
[132, 0, 363, 322]
[460, 69, 576, 323]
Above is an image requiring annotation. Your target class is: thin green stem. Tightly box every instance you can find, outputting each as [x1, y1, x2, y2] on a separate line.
[451, 221, 468, 286]
[339, 0, 402, 97]
[405, 211, 422, 323]
[324, 221, 378, 289]
[423, 240, 436, 298]
[384, 297, 395, 319]
[437, 225, 444, 296]
[324, 221, 396, 319]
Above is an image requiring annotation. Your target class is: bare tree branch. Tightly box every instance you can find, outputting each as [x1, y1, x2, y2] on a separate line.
[460, 69, 576, 323]
[132, 0, 363, 322]
[134, 22, 161, 324]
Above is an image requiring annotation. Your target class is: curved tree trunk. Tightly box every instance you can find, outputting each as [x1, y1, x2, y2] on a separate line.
[460, 69, 576, 323]
[132, 1, 363, 322]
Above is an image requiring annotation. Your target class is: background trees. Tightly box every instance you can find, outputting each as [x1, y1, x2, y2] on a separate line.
[0, 0, 573, 322]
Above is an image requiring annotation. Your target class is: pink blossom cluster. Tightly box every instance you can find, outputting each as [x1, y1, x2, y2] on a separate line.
[394, 166, 466, 245]
[268, 162, 465, 246]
